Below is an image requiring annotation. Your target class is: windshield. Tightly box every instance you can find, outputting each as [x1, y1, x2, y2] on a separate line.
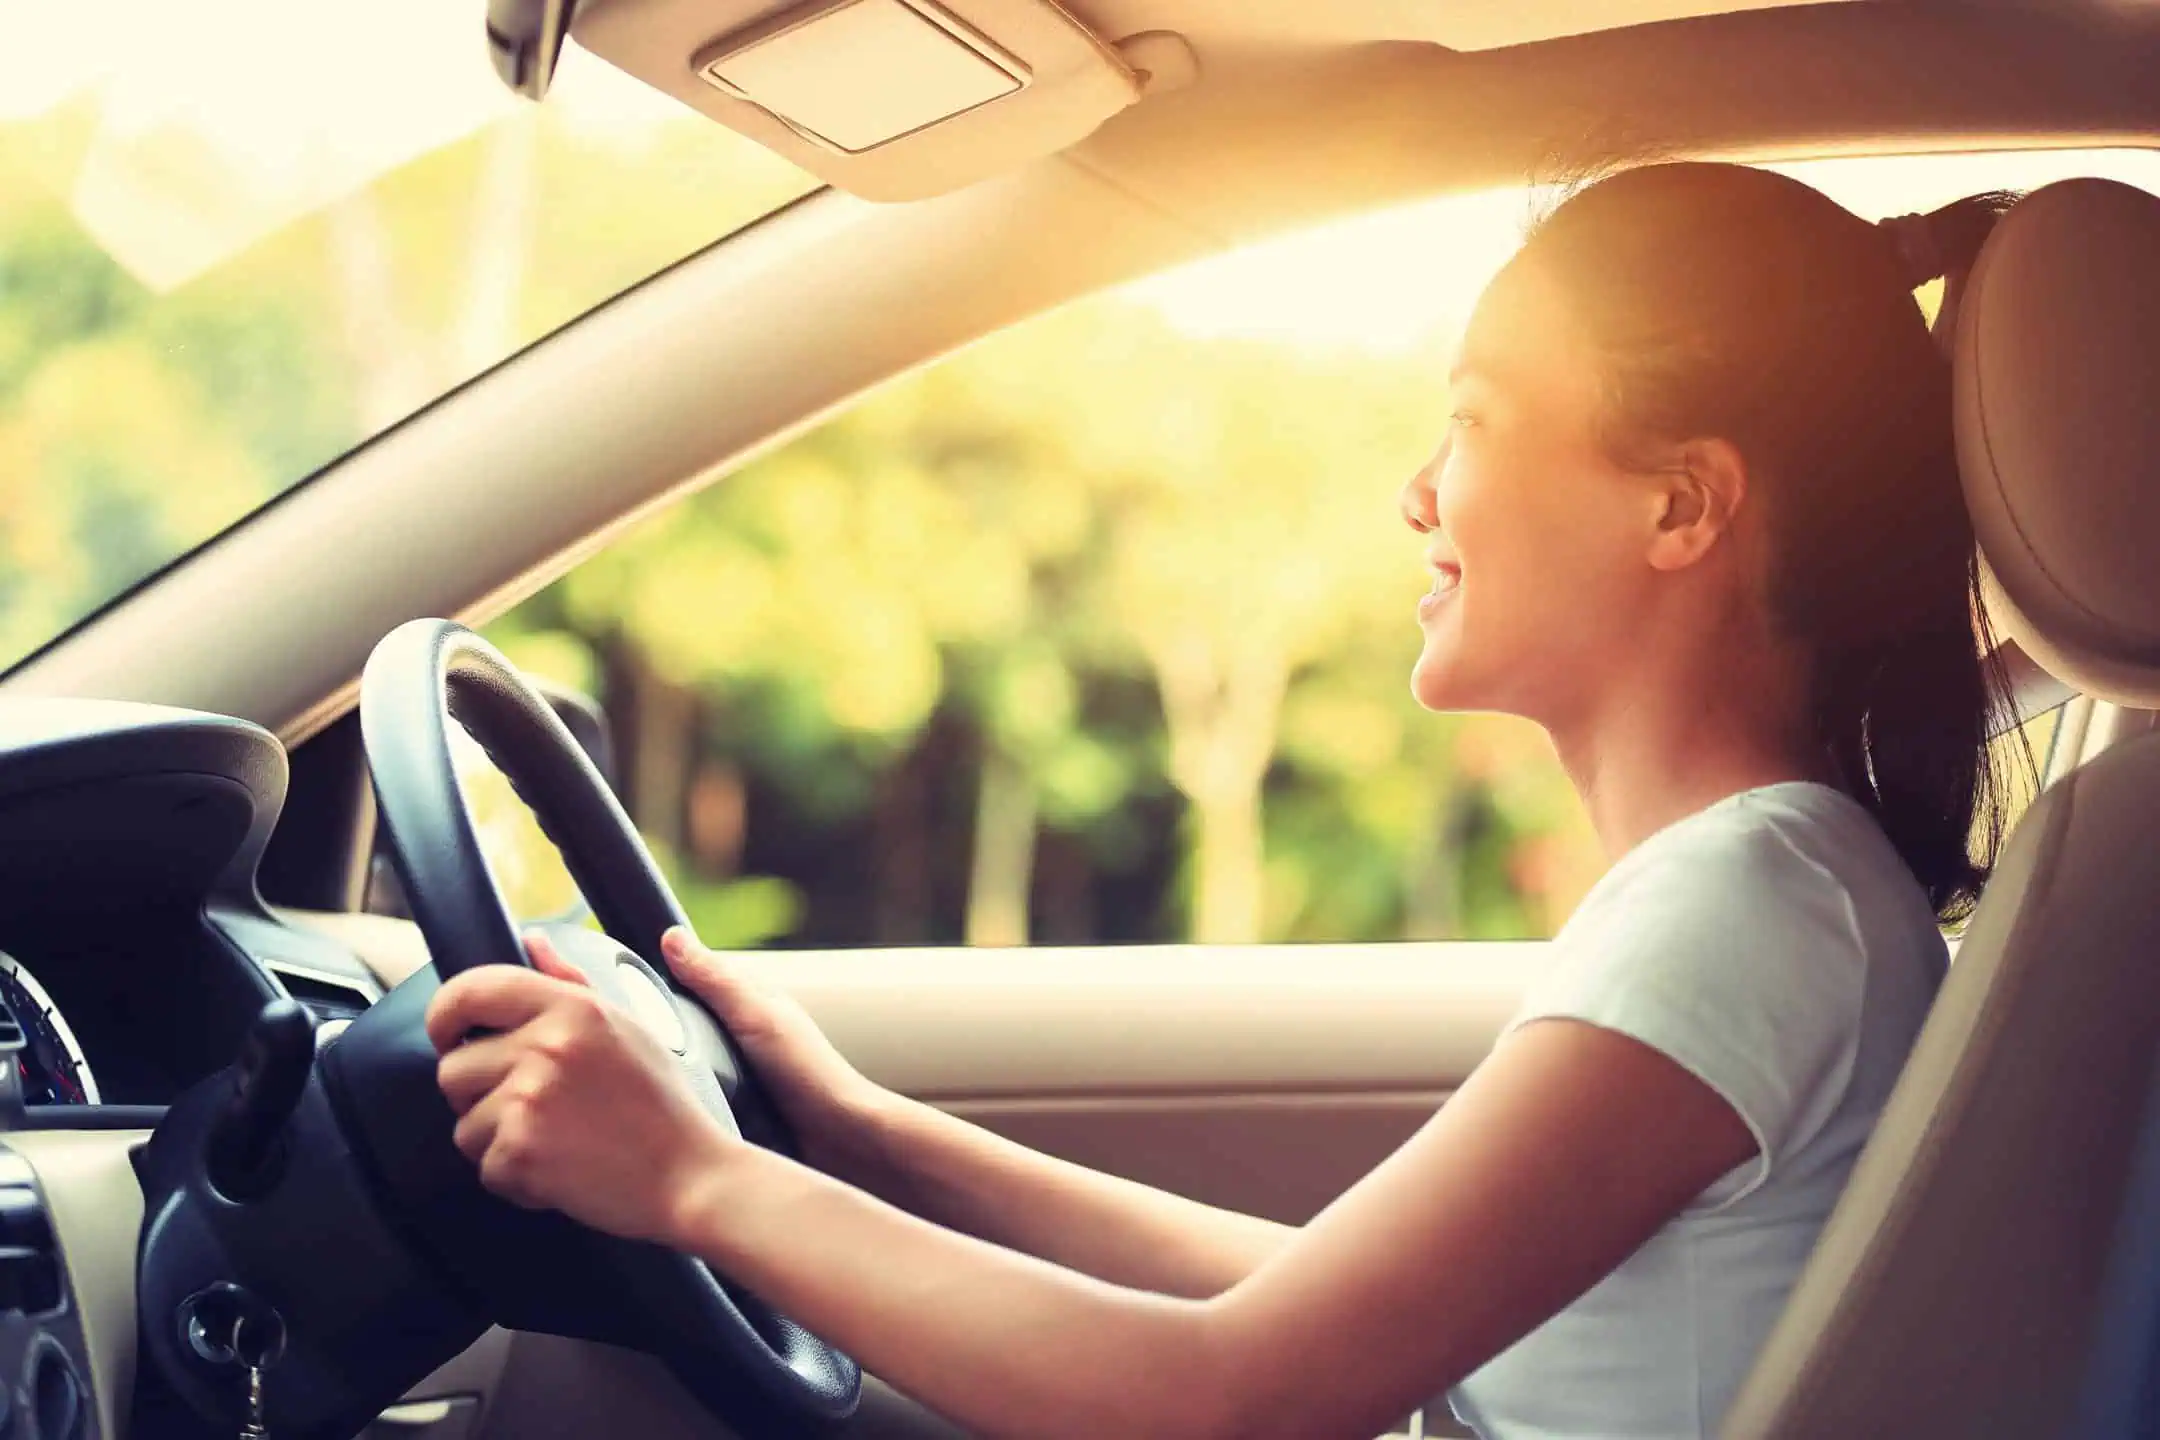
[0, 0, 815, 670]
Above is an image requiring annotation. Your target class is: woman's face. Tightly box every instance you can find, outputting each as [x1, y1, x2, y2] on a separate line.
[1400, 257, 1670, 725]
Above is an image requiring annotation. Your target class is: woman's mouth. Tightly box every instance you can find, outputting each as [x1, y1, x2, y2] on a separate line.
[1418, 563, 1462, 621]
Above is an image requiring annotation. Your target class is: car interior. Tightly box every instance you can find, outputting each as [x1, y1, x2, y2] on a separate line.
[0, 1, 2158, 1437]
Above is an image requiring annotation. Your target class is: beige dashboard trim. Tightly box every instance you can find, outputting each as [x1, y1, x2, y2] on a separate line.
[7, 1130, 151, 1440]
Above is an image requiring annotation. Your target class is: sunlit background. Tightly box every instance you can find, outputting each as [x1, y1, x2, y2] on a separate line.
[0, 2, 2129, 947]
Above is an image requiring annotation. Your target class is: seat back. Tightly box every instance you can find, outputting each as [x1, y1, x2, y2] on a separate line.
[2071, 1049, 2160, 1440]
[1725, 177, 2160, 1437]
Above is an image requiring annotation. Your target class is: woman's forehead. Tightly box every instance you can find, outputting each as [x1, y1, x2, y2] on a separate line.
[1455, 258, 1595, 398]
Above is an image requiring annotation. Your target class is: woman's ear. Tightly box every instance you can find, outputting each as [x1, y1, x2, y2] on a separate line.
[1646, 437, 1748, 572]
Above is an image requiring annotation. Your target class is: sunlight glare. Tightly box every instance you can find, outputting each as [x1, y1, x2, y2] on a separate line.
[1122, 187, 1543, 358]
[42, 4, 717, 294]
[57, 0, 512, 290]
[1127, 147, 2160, 357]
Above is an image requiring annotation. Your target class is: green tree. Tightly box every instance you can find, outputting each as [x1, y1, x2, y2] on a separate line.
[940, 303, 1451, 942]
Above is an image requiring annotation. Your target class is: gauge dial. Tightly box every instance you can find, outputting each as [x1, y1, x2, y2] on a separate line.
[0, 954, 99, 1106]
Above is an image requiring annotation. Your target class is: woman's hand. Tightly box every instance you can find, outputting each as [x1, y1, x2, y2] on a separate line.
[426, 934, 736, 1247]
[656, 927, 899, 1186]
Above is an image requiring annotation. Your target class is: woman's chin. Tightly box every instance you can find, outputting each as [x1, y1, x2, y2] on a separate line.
[1410, 649, 1469, 712]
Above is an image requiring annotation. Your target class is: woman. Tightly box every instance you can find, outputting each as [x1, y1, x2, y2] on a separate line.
[424, 162, 2026, 1439]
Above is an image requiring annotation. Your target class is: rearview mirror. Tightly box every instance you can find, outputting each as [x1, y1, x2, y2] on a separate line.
[486, 0, 579, 101]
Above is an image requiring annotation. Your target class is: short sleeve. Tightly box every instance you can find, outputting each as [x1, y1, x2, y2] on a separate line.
[1506, 816, 1869, 1210]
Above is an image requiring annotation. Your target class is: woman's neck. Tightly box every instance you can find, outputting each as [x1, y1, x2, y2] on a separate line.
[1549, 646, 1831, 860]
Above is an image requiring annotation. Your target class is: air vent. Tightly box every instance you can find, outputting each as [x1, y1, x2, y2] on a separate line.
[266, 967, 375, 1030]
[0, 1163, 61, 1315]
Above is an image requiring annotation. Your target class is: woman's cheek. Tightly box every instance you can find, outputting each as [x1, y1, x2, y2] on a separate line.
[1444, 456, 1597, 697]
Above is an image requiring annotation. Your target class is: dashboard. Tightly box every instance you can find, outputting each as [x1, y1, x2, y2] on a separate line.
[0, 699, 352, 1439]
[0, 693, 904, 1440]
[0, 692, 743, 1440]
[0, 701, 392, 1124]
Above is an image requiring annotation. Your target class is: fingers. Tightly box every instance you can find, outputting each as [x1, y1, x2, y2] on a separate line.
[425, 964, 592, 1054]
[451, 1081, 542, 1209]
[525, 932, 593, 987]
[451, 1080, 508, 1162]
[437, 1032, 524, 1114]
[448, 1038, 570, 1212]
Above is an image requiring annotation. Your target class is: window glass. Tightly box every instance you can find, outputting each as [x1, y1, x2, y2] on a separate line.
[449, 727, 589, 929]
[0, 4, 814, 672]
[480, 205, 1604, 946]
[468, 148, 2160, 948]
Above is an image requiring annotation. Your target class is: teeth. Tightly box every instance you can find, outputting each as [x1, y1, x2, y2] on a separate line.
[1430, 567, 1461, 595]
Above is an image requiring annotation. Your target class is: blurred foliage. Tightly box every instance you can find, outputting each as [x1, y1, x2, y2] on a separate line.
[0, 82, 808, 666]
[469, 293, 1608, 946]
[0, 84, 1618, 949]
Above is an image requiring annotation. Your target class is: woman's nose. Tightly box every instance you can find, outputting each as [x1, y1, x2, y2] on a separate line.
[1400, 463, 1439, 533]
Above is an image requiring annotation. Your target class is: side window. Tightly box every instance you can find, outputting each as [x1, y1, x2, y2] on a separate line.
[361, 710, 593, 932]
[456, 162, 2096, 953]
[467, 192, 1605, 948]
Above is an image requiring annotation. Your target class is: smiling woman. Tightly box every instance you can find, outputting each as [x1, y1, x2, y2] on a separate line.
[0, 0, 814, 672]
[406, 148, 2090, 1440]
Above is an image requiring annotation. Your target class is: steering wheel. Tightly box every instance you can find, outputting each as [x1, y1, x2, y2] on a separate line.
[340, 617, 860, 1433]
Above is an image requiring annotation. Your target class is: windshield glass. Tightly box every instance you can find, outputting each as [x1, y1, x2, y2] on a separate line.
[0, 0, 815, 669]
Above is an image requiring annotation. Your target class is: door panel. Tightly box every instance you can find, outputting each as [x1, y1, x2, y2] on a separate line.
[950, 1093, 1444, 1226]
[757, 943, 1536, 1105]
[761, 941, 1541, 1226]
[298, 914, 1543, 1437]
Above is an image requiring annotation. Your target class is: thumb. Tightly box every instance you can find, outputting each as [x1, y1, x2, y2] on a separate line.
[660, 927, 747, 1007]
[524, 931, 592, 988]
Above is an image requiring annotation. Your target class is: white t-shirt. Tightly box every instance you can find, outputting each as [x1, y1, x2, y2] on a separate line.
[1448, 781, 1948, 1440]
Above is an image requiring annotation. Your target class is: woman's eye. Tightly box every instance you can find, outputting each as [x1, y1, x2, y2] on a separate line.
[1450, 409, 1480, 430]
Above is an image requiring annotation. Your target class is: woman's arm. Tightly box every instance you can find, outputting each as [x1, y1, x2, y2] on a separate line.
[432, 956, 1757, 1440]
[667, 1018, 1752, 1440]
[668, 933, 1293, 1298]
[855, 1092, 1295, 1298]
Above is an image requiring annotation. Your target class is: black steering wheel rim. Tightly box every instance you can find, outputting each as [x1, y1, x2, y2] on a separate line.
[354, 617, 860, 1432]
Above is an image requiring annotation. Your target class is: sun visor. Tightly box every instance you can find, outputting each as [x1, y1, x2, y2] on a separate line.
[571, 0, 1144, 200]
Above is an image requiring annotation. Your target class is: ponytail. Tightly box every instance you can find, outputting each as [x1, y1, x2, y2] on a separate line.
[1815, 573, 2000, 922]
[1818, 192, 2023, 922]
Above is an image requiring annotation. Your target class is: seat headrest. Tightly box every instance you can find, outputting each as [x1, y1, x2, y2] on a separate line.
[1956, 177, 2160, 706]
